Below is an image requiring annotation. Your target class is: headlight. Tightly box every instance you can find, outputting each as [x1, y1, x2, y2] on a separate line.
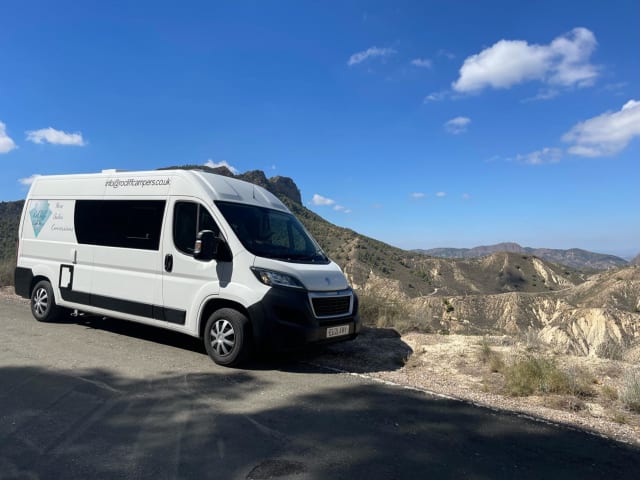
[251, 267, 305, 289]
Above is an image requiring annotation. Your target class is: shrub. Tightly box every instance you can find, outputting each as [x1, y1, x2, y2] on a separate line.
[620, 368, 640, 413]
[357, 292, 422, 334]
[600, 385, 618, 401]
[503, 355, 593, 397]
[443, 299, 454, 313]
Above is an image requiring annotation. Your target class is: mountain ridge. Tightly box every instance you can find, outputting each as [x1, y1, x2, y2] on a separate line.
[414, 242, 628, 271]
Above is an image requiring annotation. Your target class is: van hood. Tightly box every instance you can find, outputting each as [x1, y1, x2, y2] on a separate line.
[252, 257, 350, 292]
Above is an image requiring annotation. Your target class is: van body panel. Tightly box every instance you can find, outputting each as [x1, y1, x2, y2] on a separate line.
[15, 169, 360, 362]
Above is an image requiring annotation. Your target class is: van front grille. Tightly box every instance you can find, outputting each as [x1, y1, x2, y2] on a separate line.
[310, 293, 352, 318]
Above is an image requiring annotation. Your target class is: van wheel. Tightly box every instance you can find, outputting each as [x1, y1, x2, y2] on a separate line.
[204, 308, 252, 366]
[31, 280, 61, 322]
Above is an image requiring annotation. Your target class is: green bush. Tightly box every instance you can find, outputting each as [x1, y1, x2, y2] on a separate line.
[503, 355, 593, 397]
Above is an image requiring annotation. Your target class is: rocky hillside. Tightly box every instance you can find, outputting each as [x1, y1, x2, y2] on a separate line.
[415, 242, 628, 271]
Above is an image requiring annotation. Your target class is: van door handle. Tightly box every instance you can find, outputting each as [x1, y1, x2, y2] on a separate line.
[164, 254, 173, 272]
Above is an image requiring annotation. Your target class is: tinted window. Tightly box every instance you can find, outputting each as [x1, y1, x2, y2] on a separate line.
[173, 201, 219, 255]
[75, 200, 166, 250]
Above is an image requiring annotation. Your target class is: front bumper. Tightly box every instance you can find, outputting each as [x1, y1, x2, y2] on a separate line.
[247, 286, 361, 352]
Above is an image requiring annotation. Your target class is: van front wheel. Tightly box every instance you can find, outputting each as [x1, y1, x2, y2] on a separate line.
[204, 308, 252, 366]
[31, 280, 61, 322]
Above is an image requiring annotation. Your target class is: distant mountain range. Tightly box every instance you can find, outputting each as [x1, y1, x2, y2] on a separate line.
[413, 242, 629, 271]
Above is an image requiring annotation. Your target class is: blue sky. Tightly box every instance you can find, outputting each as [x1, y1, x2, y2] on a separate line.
[1, 1, 638, 258]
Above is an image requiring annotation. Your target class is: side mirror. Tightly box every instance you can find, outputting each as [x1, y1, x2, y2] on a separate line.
[194, 230, 218, 261]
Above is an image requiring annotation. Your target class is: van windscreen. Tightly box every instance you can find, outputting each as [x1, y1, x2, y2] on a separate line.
[215, 201, 328, 264]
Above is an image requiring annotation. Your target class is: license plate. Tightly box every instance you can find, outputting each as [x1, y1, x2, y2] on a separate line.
[326, 324, 349, 338]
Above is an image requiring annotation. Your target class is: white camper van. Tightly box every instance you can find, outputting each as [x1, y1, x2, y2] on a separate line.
[14, 170, 360, 366]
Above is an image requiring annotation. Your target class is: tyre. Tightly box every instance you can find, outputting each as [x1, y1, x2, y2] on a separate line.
[30, 280, 61, 322]
[203, 308, 252, 366]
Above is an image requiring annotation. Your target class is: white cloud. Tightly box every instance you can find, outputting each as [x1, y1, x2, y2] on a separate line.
[26, 127, 86, 146]
[410, 192, 425, 199]
[311, 194, 335, 206]
[436, 191, 446, 197]
[411, 58, 432, 68]
[562, 99, 640, 157]
[424, 91, 448, 103]
[444, 116, 471, 134]
[462, 193, 471, 200]
[348, 46, 396, 66]
[453, 27, 598, 93]
[204, 159, 238, 174]
[0, 121, 17, 153]
[18, 174, 41, 185]
[516, 147, 563, 165]
[333, 204, 352, 213]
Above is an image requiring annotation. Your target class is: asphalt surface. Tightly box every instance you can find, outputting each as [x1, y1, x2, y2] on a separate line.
[1, 296, 639, 479]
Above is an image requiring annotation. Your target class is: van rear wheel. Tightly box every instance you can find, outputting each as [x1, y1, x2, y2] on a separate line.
[31, 280, 61, 322]
[203, 308, 252, 366]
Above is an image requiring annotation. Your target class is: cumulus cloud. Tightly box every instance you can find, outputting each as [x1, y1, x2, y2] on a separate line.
[563, 99, 640, 157]
[311, 194, 335, 206]
[444, 116, 471, 134]
[0, 122, 17, 153]
[453, 27, 598, 93]
[410, 192, 425, 199]
[204, 159, 238, 174]
[436, 191, 446, 197]
[19, 174, 42, 186]
[348, 46, 396, 66]
[516, 147, 563, 165]
[411, 58, 432, 68]
[26, 127, 86, 146]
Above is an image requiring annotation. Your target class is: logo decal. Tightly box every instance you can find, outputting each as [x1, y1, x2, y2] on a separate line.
[325, 277, 331, 286]
[29, 200, 52, 237]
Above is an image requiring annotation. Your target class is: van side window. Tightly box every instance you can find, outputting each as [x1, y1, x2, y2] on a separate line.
[75, 200, 166, 250]
[173, 202, 219, 255]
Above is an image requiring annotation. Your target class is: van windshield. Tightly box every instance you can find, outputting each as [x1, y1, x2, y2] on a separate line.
[215, 201, 329, 264]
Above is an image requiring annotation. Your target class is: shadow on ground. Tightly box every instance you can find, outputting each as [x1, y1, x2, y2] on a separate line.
[53, 313, 412, 374]
[0, 364, 638, 480]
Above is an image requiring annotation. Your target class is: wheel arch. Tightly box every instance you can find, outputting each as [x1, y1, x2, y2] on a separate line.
[30, 274, 51, 297]
[198, 298, 252, 340]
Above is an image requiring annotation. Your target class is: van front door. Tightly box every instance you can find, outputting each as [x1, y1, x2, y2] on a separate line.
[162, 199, 221, 329]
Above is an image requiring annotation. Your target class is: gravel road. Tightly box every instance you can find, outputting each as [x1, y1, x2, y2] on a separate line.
[1, 296, 639, 479]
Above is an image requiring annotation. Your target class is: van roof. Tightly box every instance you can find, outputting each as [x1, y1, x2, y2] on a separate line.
[28, 169, 289, 212]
